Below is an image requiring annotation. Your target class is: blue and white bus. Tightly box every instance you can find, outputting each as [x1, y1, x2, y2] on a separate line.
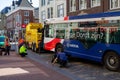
[44, 11, 120, 71]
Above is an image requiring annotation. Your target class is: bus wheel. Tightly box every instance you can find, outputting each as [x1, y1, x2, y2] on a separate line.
[103, 51, 120, 71]
[55, 44, 63, 53]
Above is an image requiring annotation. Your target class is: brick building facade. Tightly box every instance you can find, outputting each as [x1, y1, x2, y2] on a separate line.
[67, 0, 120, 16]
[6, 0, 34, 39]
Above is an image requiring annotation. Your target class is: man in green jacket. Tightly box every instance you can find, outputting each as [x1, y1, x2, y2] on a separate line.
[19, 44, 27, 57]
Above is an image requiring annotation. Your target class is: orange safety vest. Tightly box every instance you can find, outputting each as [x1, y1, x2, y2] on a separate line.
[5, 40, 10, 46]
[18, 39, 24, 45]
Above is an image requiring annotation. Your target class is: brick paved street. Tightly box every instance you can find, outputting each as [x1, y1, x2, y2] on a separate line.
[27, 50, 120, 80]
[1, 48, 119, 80]
[0, 51, 73, 80]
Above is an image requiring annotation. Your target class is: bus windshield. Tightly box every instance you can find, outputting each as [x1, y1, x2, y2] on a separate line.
[44, 23, 68, 39]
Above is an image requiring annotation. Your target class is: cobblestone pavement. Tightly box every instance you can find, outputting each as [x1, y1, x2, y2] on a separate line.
[0, 51, 72, 80]
[27, 50, 120, 80]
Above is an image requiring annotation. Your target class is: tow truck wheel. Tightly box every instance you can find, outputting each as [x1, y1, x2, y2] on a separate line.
[31, 43, 33, 51]
[103, 51, 120, 71]
[32, 43, 35, 52]
[34, 43, 37, 52]
[26, 42, 29, 49]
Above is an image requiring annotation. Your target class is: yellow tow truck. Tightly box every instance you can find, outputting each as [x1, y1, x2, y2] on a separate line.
[25, 23, 43, 52]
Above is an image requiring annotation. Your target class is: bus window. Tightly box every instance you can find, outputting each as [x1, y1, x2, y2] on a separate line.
[70, 29, 75, 39]
[109, 27, 120, 44]
[99, 27, 106, 43]
[56, 30, 65, 39]
[81, 28, 97, 49]
[78, 21, 98, 27]
[69, 27, 107, 49]
[55, 23, 68, 39]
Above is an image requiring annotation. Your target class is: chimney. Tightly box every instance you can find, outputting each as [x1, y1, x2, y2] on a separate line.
[15, 0, 18, 8]
[11, 0, 15, 10]
[11, 0, 15, 11]
[12, 0, 15, 6]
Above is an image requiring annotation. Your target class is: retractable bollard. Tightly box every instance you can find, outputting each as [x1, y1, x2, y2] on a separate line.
[15, 44, 19, 54]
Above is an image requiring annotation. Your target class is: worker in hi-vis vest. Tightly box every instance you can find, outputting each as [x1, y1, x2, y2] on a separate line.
[19, 44, 27, 57]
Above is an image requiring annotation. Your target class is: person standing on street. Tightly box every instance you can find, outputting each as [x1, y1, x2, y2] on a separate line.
[4, 37, 11, 55]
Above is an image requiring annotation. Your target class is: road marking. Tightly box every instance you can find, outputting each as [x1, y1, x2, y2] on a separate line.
[0, 68, 29, 76]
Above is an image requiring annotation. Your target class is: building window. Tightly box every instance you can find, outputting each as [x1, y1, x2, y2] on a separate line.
[24, 11, 29, 16]
[79, 0, 87, 10]
[16, 14, 19, 22]
[47, 7, 53, 18]
[24, 19, 29, 24]
[41, 11, 46, 21]
[47, 0, 53, 4]
[69, 0, 76, 12]
[47, 8, 50, 18]
[110, 0, 120, 9]
[41, 0, 46, 6]
[91, 0, 100, 7]
[51, 7, 53, 18]
[57, 4, 64, 17]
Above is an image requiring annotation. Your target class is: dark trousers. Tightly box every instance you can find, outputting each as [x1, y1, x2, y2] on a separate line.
[20, 52, 27, 57]
[4, 46, 10, 55]
[59, 60, 67, 67]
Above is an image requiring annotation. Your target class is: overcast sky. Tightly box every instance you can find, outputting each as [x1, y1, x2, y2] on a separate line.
[0, 0, 39, 11]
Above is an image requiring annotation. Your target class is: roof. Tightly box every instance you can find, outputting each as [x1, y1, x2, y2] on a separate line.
[19, 0, 33, 8]
[17, 0, 22, 6]
[6, 0, 34, 16]
[1, 7, 10, 14]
